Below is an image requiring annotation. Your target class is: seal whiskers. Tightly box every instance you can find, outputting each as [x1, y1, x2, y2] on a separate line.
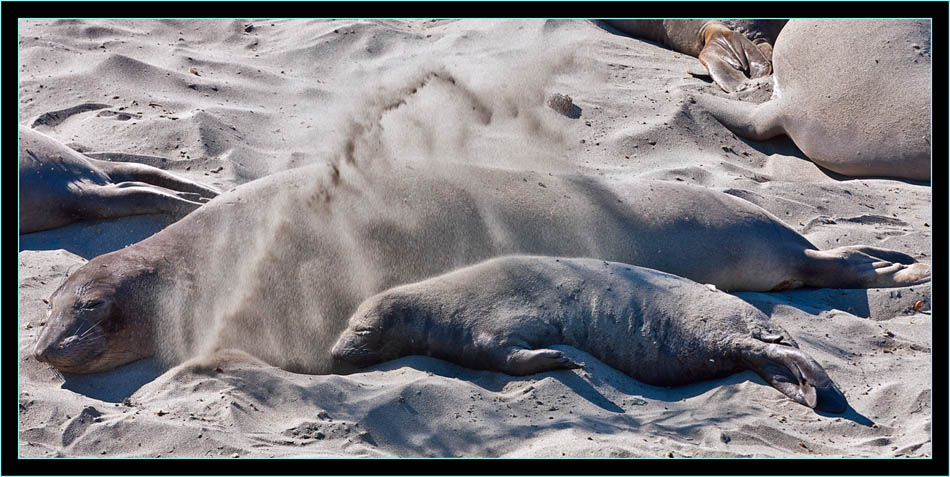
[76, 316, 108, 340]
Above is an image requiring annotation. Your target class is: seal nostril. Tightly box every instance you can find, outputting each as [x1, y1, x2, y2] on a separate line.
[32, 343, 50, 363]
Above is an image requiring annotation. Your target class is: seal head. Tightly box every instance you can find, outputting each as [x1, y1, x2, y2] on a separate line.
[331, 294, 414, 368]
[33, 253, 158, 373]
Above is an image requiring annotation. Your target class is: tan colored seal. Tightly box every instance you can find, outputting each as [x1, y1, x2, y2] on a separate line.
[693, 20, 931, 181]
[604, 19, 787, 93]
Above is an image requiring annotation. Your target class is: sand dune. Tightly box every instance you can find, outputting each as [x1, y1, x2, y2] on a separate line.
[18, 19, 931, 459]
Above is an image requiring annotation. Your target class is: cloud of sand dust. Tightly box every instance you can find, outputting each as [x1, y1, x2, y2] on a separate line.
[150, 29, 586, 374]
[332, 44, 581, 172]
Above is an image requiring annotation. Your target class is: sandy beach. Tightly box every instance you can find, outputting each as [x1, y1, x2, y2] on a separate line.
[17, 18, 932, 463]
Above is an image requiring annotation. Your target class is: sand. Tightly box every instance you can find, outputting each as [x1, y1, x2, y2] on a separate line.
[17, 19, 932, 460]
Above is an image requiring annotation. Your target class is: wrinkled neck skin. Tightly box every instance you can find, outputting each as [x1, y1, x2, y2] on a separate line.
[111, 244, 173, 306]
[389, 305, 440, 361]
[381, 300, 490, 369]
[103, 243, 173, 323]
[124, 224, 201, 299]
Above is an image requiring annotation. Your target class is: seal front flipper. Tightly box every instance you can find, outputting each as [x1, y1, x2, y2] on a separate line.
[743, 340, 847, 413]
[497, 347, 583, 376]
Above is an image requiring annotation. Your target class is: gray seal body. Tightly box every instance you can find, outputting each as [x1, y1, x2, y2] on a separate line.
[19, 125, 218, 234]
[333, 255, 847, 412]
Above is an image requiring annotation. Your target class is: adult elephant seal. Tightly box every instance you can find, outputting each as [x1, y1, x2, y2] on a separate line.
[19, 125, 219, 234]
[332, 255, 847, 413]
[33, 160, 929, 374]
[603, 20, 787, 93]
[693, 20, 931, 181]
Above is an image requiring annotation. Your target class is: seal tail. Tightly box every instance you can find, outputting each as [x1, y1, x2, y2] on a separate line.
[746, 342, 848, 413]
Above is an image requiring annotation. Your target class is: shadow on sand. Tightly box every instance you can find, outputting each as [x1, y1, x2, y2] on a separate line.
[60, 358, 164, 403]
[19, 215, 176, 260]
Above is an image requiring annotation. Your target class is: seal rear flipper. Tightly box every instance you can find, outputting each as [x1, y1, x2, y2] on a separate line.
[698, 25, 772, 93]
[833, 245, 918, 265]
[753, 39, 774, 63]
[497, 347, 583, 376]
[98, 162, 220, 199]
[748, 343, 848, 413]
[81, 184, 205, 220]
[802, 247, 931, 289]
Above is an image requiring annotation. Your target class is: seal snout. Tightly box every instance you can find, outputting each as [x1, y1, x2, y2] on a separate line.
[32, 318, 106, 372]
[32, 340, 53, 364]
[329, 336, 348, 361]
[330, 330, 382, 368]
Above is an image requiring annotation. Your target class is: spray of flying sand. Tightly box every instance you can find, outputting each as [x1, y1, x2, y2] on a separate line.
[150, 43, 583, 374]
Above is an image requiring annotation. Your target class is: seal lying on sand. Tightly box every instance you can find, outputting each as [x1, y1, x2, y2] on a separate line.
[33, 161, 929, 374]
[19, 126, 219, 234]
[604, 20, 787, 93]
[693, 20, 931, 181]
[332, 255, 847, 412]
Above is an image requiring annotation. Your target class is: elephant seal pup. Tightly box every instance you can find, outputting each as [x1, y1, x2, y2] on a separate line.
[33, 160, 929, 374]
[332, 255, 847, 412]
[603, 19, 787, 93]
[693, 20, 931, 181]
[19, 125, 219, 234]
